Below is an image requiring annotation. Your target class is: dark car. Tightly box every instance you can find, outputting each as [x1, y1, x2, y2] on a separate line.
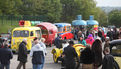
[109, 39, 121, 68]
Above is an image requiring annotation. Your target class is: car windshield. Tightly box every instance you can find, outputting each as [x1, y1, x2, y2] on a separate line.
[58, 27, 63, 32]
[13, 30, 29, 37]
[111, 45, 121, 56]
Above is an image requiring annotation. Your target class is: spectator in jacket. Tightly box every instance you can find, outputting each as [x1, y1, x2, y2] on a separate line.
[78, 37, 87, 46]
[30, 37, 44, 69]
[63, 41, 78, 69]
[39, 38, 47, 69]
[54, 36, 63, 49]
[86, 34, 94, 46]
[107, 29, 113, 41]
[80, 45, 95, 69]
[0, 43, 13, 69]
[102, 47, 119, 69]
[17, 39, 28, 69]
[74, 28, 79, 40]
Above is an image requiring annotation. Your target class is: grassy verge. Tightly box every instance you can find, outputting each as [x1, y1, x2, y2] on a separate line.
[0, 20, 19, 33]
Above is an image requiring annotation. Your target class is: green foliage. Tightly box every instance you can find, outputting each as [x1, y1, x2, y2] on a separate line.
[0, 0, 109, 25]
[94, 7, 108, 26]
[0, 0, 15, 15]
[108, 10, 121, 27]
[61, 0, 98, 22]
[40, 0, 62, 22]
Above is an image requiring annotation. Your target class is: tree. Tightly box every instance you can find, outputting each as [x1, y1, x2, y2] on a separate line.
[108, 10, 121, 27]
[61, 0, 98, 22]
[37, 0, 62, 22]
[93, 7, 108, 26]
[0, 0, 15, 15]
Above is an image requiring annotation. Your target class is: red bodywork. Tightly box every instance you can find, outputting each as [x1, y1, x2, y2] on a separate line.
[54, 23, 74, 40]
[37, 22, 58, 46]
[59, 32, 74, 40]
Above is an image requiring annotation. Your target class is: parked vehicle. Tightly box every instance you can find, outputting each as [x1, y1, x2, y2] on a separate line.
[37, 22, 58, 46]
[54, 23, 74, 40]
[11, 21, 42, 51]
[51, 44, 85, 63]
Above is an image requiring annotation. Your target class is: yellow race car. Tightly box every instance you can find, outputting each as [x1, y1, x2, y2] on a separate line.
[51, 44, 86, 63]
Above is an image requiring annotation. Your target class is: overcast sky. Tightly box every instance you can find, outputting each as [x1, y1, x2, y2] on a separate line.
[95, 0, 121, 7]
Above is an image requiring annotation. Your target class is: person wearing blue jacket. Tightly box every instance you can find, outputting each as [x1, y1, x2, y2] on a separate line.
[78, 37, 87, 46]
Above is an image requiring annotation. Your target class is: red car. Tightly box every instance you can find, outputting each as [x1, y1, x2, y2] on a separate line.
[37, 22, 58, 46]
[54, 23, 74, 40]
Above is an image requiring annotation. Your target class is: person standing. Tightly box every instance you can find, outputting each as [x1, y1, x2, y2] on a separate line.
[102, 47, 119, 69]
[54, 36, 63, 49]
[63, 41, 78, 69]
[107, 28, 113, 41]
[0, 43, 13, 69]
[17, 39, 28, 69]
[39, 38, 47, 69]
[74, 28, 79, 40]
[30, 37, 44, 69]
[80, 45, 95, 69]
[78, 37, 87, 46]
[91, 39, 102, 69]
[78, 31, 84, 39]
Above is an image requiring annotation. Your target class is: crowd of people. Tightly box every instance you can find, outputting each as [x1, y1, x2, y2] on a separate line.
[0, 37, 47, 69]
[58, 27, 121, 69]
[0, 26, 121, 69]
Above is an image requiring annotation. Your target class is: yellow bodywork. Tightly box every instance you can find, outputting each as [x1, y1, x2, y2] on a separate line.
[51, 44, 85, 63]
[114, 57, 121, 68]
[11, 27, 41, 51]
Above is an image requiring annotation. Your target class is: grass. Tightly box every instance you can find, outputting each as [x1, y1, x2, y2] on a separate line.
[0, 20, 19, 33]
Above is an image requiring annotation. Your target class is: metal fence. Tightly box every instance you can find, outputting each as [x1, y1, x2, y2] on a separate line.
[0, 15, 48, 26]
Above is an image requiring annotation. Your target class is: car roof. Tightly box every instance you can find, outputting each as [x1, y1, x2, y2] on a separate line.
[13, 26, 40, 31]
[109, 39, 121, 46]
[54, 23, 71, 27]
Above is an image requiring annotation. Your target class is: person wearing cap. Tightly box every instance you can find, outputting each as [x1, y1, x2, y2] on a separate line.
[78, 37, 87, 46]
[17, 39, 28, 69]
[63, 41, 78, 69]
[0, 42, 13, 69]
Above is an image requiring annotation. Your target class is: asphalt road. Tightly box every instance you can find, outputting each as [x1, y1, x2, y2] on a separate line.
[10, 46, 61, 69]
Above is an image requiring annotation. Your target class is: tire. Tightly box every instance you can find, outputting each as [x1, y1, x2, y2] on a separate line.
[53, 51, 58, 63]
